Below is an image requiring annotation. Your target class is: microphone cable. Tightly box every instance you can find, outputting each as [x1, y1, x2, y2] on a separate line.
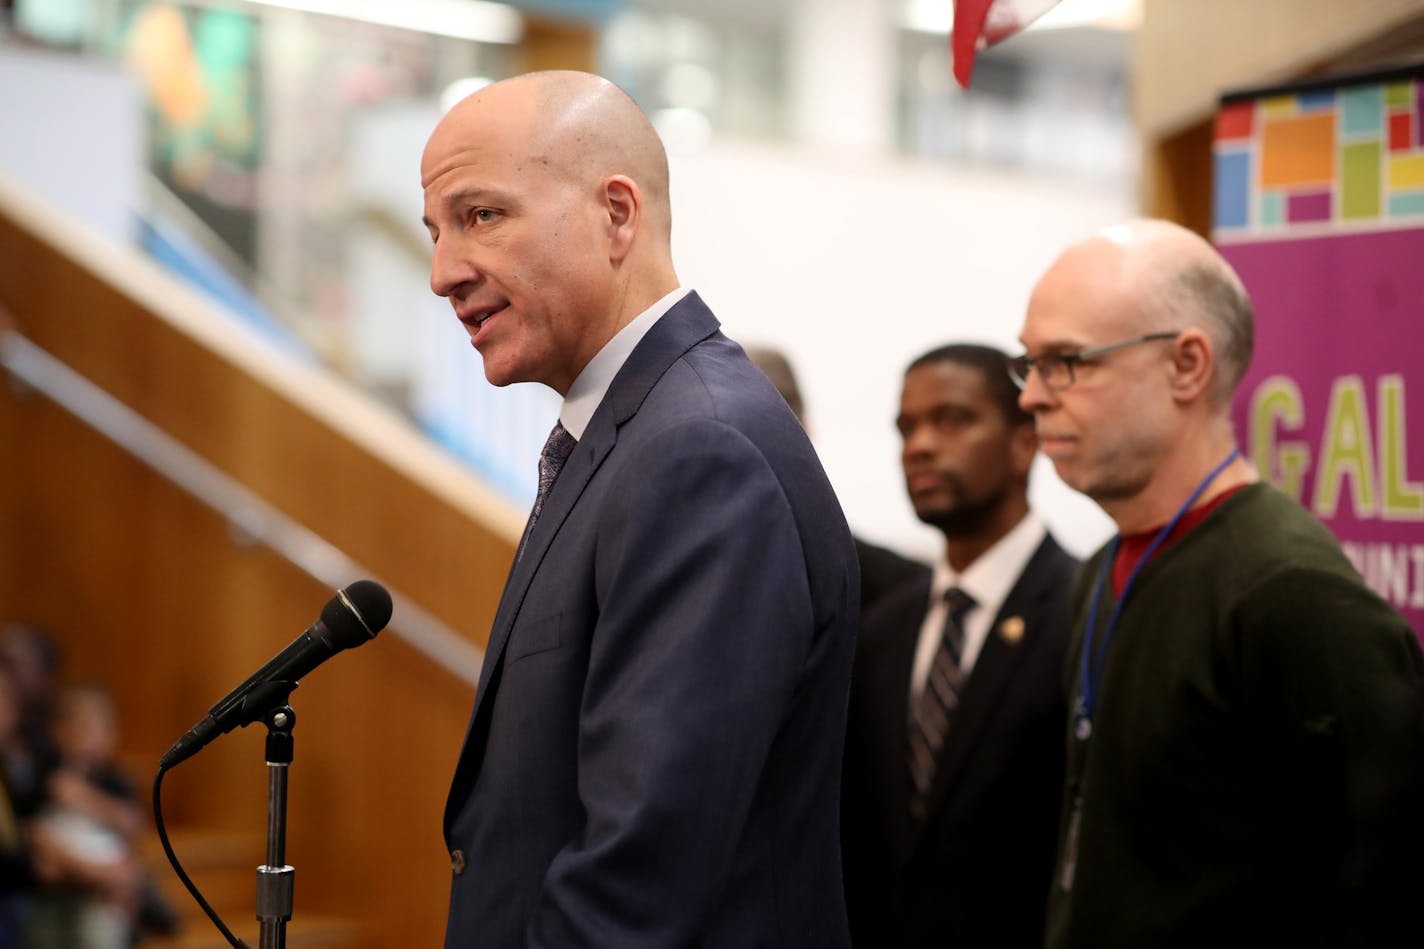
[153, 763, 251, 949]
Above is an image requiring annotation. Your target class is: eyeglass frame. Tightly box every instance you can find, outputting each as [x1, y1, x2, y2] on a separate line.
[1007, 331, 1181, 391]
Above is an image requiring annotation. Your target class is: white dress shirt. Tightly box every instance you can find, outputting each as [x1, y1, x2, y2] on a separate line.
[560, 287, 691, 439]
[909, 511, 1048, 711]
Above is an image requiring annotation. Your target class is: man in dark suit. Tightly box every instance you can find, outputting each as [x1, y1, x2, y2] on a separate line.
[841, 344, 1077, 948]
[422, 71, 860, 947]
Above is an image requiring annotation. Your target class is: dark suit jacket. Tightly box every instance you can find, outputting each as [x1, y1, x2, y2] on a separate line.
[444, 293, 860, 948]
[854, 538, 930, 620]
[841, 533, 1076, 949]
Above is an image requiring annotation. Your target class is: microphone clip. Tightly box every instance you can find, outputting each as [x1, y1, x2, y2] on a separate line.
[160, 679, 300, 772]
[231, 679, 300, 734]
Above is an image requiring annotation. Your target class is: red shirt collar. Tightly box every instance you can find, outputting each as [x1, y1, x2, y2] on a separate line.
[1111, 484, 1249, 595]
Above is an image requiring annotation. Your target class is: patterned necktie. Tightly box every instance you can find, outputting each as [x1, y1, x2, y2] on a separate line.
[517, 421, 577, 562]
[908, 586, 977, 821]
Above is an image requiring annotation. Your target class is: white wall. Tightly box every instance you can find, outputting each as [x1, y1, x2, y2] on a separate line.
[0, 43, 143, 243]
[668, 140, 1121, 560]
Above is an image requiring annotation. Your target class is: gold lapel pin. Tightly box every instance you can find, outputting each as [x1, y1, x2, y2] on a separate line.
[998, 616, 1025, 645]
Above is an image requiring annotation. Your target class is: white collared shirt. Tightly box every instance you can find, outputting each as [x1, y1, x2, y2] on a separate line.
[560, 287, 691, 439]
[909, 511, 1048, 711]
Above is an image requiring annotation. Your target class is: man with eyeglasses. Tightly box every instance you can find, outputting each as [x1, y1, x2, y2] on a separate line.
[1014, 218, 1424, 949]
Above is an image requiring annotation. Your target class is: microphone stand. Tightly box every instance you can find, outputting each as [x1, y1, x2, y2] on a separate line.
[257, 697, 298, 949]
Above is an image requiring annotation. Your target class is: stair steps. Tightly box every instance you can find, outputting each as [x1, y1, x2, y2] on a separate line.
[137, 828, 368, 949]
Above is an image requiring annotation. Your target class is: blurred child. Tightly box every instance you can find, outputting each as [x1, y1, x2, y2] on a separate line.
[26, 684, 151, 948]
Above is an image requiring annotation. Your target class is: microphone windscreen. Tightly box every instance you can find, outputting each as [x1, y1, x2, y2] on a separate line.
[342, 580, 393, 636]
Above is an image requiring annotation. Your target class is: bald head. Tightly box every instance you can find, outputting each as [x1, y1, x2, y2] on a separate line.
[1065, 219, 1254, 401]
[1018, 219, 1256, 525]
[420, 71, 680, 393]
[424, 71, 672, 243]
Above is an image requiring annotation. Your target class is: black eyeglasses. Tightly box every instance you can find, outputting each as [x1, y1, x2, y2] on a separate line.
[1007, 332, 1180, 391]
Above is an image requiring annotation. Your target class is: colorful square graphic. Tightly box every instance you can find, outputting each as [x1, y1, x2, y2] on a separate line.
[1389, 154, 1424, 190]
[1214, 150, 1251, 230]
[1389, 112, 1413, 151]
[1342, 142, 1382, 220]
[1261, 95, 1297, 118]
[1215, 72, 1424, 234]
[1216, 101, 1254, 141]
[1261, 114, 1336, 187]
[1342, 85, 1384, 136]
[1417, 82, 1424, 147]
[1260, 191, 1284, 227]
[1388, 192, 1424, 217]
[1287, 191, 1332, 223]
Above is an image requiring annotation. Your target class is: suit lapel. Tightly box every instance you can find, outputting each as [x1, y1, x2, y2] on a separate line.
[470, 428, 607, 698]
[911, 537, 1064, 845]
[465, 292, 722, 730]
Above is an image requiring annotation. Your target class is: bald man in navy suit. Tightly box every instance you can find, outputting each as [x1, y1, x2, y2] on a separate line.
[422, 71, 859, 948]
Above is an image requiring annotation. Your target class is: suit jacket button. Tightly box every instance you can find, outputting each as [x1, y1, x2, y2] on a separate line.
[451, 849, 467, 875]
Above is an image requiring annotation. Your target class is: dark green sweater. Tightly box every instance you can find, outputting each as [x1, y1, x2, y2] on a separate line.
[1047, 482, 1424, 949]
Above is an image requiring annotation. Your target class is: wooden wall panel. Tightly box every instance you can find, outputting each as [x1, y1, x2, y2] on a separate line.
[1136, 0, 1424, 140]
[520, 17, 598, 75]
[1140, 118, 1215, 238]
[0, 182, 524, 650]
[0, 384, 475, 945]
[0, 179, 522, 945]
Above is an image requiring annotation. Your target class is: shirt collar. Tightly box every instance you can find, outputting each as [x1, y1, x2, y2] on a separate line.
[930, 510, 1047, 613]
[560, 286, 690, 440]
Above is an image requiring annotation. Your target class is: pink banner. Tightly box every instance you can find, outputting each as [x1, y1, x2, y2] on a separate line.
[1225, 231, 1424, 635]
[1216, 69, 1424, 637]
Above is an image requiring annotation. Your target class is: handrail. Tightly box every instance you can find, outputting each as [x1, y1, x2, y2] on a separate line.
[1, 326, 483, 687]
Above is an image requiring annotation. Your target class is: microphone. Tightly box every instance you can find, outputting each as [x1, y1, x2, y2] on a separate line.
[160, 580, 393, 770]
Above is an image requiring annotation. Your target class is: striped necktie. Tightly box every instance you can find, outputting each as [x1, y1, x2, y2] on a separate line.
[517, 421, 577, 562]
[908, 586, 977, 821]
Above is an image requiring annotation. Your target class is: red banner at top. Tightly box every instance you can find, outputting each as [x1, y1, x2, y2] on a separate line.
[951, 0, 1062, 87]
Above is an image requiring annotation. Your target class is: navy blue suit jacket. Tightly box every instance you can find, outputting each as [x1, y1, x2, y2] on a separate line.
[444, 293, 860, 947]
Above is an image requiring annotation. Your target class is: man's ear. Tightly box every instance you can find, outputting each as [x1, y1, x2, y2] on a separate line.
[605, 175, 640, 263]
[1168, 328, 1214, 403]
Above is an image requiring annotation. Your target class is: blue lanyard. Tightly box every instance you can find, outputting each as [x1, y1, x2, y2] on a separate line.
[1074, 448, 1241, 740]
